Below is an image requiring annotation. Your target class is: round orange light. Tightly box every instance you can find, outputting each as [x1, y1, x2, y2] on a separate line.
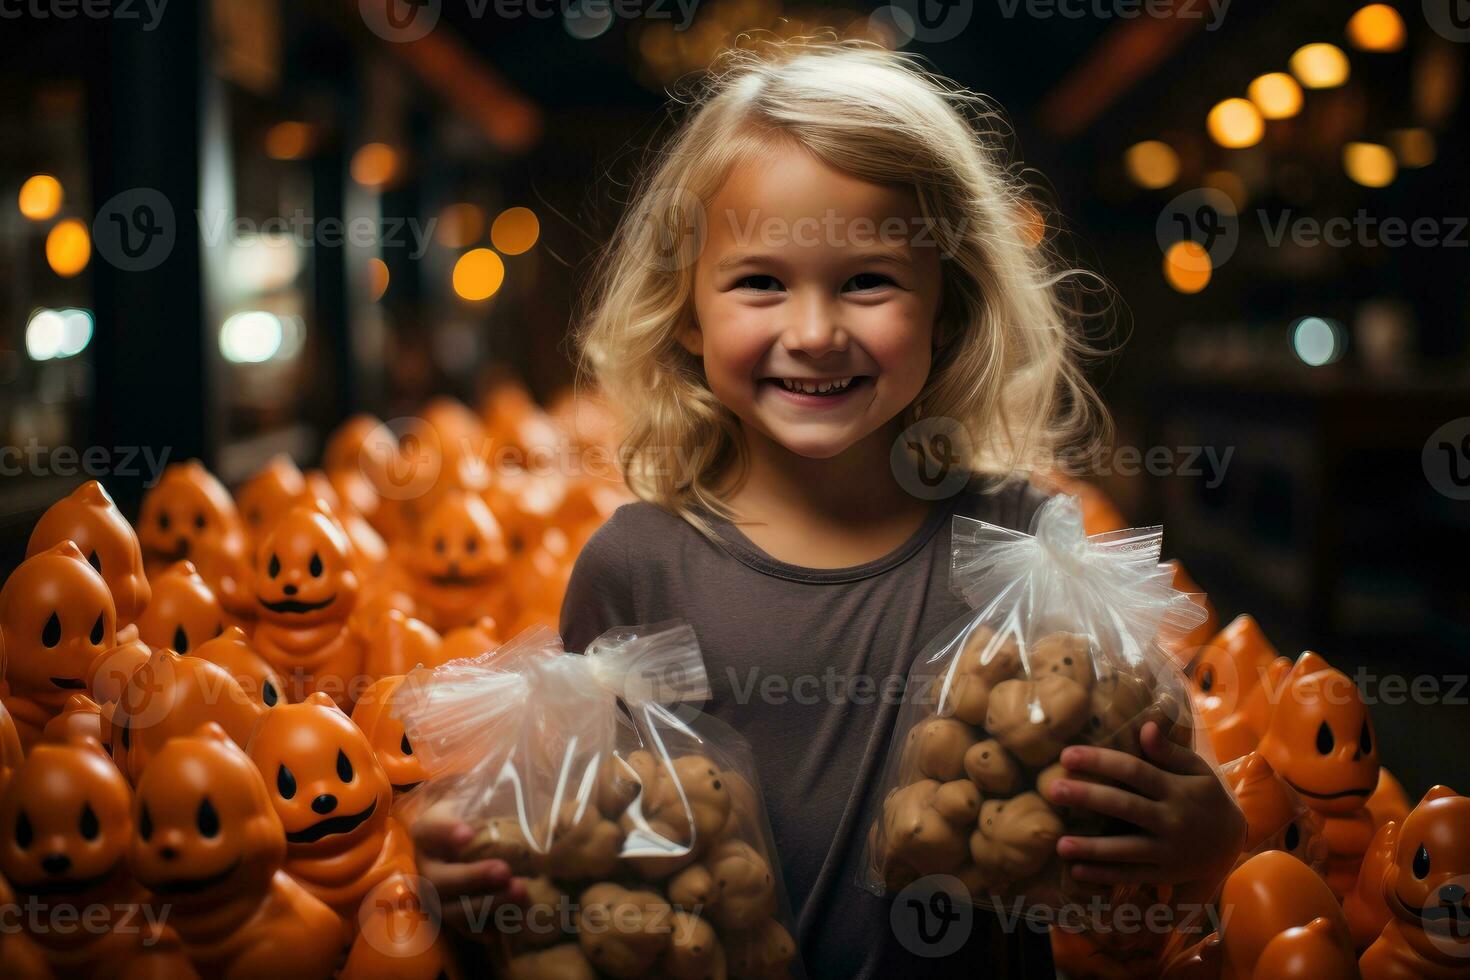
[1163, 240, 1211, 294]
[490, 207, 540, 255]
[1207, 99, 1264, 148]
[452, 248, 505, 302]
[1346, 4, 1405, 52]
[18, 174, 63, 221]
[1247, 73, 1303, 121]
[46, 218, 91, 278]
[351, 143, 401, 189]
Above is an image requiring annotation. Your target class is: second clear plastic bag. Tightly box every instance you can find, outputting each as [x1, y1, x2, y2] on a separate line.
[392, 620, 802, 979]
[860, 494, 1210, 920]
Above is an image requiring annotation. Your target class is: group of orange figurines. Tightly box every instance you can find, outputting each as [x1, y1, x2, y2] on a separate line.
[1047, 479, 1470, 980]
[0, 383, 627, 978]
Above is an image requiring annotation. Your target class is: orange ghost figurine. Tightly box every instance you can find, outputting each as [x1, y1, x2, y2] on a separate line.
[0, 735, 156, 977]
[27, 480, 151, 627]
[128, 722, 348, 978]
[306, 470, 391, 571]
[86, 625, 153, 713]
[191, 625, 288, 710]
[0, 541, 116, 750]
[321, 415, 393, 534]
[1366, 767, 1413, 830]
[438, 616, 501, 664]
[361, 610, 444, 678]
[133, 560, 225, 656]
[405, 489, 511, 632]
[109, 647, 265, 785]
[250, 502, 367, 709]
[351, 676, 427, 798]
[1255, 650, 1380, 899]
[244, 693, 419, 928]
[1225, 752, 1328, 871]
[338, 873, 465, 979]
[1355, 786, 1470, 977]
[1190, 615, 1288, 765]
[138, 461, 254, 621]
[235, 454, 310, 548]
[41, 693, 104, 745]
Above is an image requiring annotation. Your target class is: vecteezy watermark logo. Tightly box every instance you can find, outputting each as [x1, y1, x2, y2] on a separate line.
[362, 417, 443, 502]
[1156, 187, 1239, 268]
[92, 188, 176, 272]
[892, 417, 973, 501]
[1424, 0, 1470, 42]
[878, 0, 974, 42]
[993, 0, 1229, 30]
[637, 186, 706, 273]
[360, 0, 441, 42]
[0, 0, 170, 31]
[358, 874, 443, 957]
[1423, 417, 1470, 501]
[1420, 873, 1470, 959]
[891, 874, 973, 957]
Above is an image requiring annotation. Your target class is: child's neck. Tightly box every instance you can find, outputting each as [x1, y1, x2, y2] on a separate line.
[720, 421, 938, 568]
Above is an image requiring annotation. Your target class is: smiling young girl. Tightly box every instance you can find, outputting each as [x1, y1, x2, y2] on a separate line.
[413, 40, 1244, 977]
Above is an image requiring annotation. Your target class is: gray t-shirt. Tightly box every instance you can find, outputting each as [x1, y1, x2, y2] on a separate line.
[559, 479, 1055, 979]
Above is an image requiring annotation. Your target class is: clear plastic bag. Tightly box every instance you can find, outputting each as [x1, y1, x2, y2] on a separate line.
[861, 494, 1209, 919]
[392, 621, 802, 979]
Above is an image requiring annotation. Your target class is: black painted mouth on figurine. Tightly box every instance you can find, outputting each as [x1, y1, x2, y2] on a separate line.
[147, 859, 241, 895]
[286, 797, 377, 844]
[259, 595, 337, 615]
[50, 676, 88, 689]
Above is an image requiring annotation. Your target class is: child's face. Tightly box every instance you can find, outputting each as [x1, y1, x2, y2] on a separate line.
[687, 144, 943, 461]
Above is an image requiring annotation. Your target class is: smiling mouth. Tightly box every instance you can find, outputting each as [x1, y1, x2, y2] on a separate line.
[1395, 892, 1470, 935]
[286, 797, 377, 844]
[151, 540, 191, 562]
[1283, 777, 1375, 801]
[392, 780, 423, 794]
[148, 859, 241, 895]
[13, 868, 117, 896]
[259, 595, 337, 615]
[428, 572, 486, 588]
[50, 676, 88, 689]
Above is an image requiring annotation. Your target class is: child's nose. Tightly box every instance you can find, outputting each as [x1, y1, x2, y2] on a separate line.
[781, 295, 848, 356]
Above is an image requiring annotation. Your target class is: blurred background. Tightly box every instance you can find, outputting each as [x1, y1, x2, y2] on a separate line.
[0, 0, 1466, 786]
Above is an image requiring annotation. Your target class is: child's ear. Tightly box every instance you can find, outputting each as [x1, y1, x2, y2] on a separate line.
[675, 320, 704, 357]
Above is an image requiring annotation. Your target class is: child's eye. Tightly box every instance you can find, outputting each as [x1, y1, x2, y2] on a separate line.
[844, 272, 895, 292]
[736, 274, 784, 292]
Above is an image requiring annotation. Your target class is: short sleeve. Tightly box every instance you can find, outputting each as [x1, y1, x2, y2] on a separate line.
[558, 507, 640, 653]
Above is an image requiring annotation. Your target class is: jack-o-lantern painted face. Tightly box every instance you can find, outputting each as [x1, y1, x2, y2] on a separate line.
[1257, 651, 1380, 814]
[1386, 786, 1470, 950]
[1191, 615, 1280, 729]
[191, 626, 286, 710]
[350, 676, 425, 797]
[110, 648, 265, 785]
[235, 455, 308, 548]
[129, 722, 284, 903]
[0, 542, 116, 698]
[246, 692, 389, 854]
[0, 736, 131, 897]
[138, 461, 245, 572]
[134, 561, 224, 655]
[412, 491, 508, 586]
[27, 481, 151, 627]
[254, 504, 359, 626]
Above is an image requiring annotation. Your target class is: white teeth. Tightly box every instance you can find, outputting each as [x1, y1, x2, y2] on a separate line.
[779, 376, 855, 395]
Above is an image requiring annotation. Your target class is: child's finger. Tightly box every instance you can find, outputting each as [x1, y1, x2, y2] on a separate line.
[1140, 722, 1209, 776]
[1065, 862, 1164, 885]
[418, 855, 515, 901]
[1043, 778, 1164, 834]
[413, 815, 475, 861]
[1056, 834, 1161, 864]
[1057, 745, 1169, 800]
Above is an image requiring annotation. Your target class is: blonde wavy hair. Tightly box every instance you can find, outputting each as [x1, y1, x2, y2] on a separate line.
[576, 38, 1110, 527]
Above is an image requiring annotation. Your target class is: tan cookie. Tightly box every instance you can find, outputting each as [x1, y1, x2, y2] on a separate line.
[984, 674, 1091, 766]
[881, 778, 981, 879]
[945, 624, 1022, 725]
[902, 716, 978, 782]
[576, 883, 672, 978]
[507, 942, 597, 980]
[724, 918, 796, 980]
[544, 800, 624, 879]
[1028, 632, 1095, 689]
[662, 910, 726, 980]
[963, 738, 1023, 796]
[969, 792, 1064, 887]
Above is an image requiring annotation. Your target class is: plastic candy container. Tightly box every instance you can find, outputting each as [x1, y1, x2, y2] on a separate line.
[861, 494, 1206, 918]
[393, 622, 802, 979]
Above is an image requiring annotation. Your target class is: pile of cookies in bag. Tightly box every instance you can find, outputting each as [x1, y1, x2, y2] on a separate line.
[393, 622, 801, 979]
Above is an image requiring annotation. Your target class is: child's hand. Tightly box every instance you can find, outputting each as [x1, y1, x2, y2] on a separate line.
[1041, 722, 1246, 890]
[412, 811, 528, 937]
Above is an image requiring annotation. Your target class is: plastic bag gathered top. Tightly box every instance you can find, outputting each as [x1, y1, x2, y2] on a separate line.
[862, 494, 1210, 919]
[392, 620, 803, 979]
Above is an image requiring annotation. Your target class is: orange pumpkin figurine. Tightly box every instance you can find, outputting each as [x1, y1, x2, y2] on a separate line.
[138, 460, 254, 621]
[361, 609, 444, 678]
[41, 693, 105, 745]
[1366, 767, 1413, 830]
[250, 502, 367, 709]
[1190, 615, 1288, 765]
[245, 692, 417, 925]
[134, 560, 225, 656]
[338, 873, 465, 980]
[437, 616, 500, 664]
[235, 454, 311, 548]
[1225, 751, 1329, 872]
[86, 625, 153, 713]
[1256, 651, 1380, 899]
[0, 701, 24, 798]
[0, 871, 53, 978]
[1353, 785, 1470, 977]
[321, 415, 393, 534]
[110, 647, 265, 785]
[27, 480, 151, 627]
[350, 676, 426, 798]
[128, 722, 347, 978]
[0, 734, 155, 977]
[191, 625, 288, 710]
[405, 489, 511, 632]
[0, 541, 116, 750]
[306, 470, 391, 571]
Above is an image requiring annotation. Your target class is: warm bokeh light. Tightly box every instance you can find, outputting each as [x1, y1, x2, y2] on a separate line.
[1389, 128, 1436, 168]
[368, 258, 390, 301]
[350, 143, 401, 189]
[1207, 98, 1264, 148]
[1123, 141, 1180, 190]
[1346, 4, 1406, 52]
[1247, 72, 1303, 120]
[1343, 142, 1397, 187]
[1204, 171, 1249, 211]
[491, 206, 540, 255]
[265, 121, 317, 160]
[45, 218, 91, 277]
[435, 203, 486, 249]
[452, 248, 506, 301]
[1163, 240, 1211, 294]
[18, 174, 63, 221]
[1290, 43, 1350, 89]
